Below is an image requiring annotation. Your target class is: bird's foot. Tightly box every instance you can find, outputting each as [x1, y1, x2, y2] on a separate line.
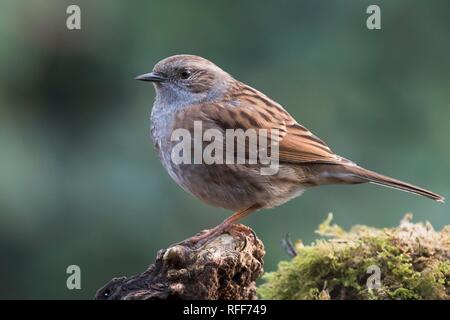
[225, 224, 256, 250]
[171, 226, 226, 250]
[171, 224, 255, 251]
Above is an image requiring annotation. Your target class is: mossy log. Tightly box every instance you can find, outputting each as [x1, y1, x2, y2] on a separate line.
[258, 214, 450, 300]
[95, 214, 449, 300]
[95, 224, 265, 300]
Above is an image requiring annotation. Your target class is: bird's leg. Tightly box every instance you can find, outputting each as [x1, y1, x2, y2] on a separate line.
[175, 204, 260, 249]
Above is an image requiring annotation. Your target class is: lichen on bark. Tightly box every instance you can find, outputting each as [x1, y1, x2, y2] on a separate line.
[258, 213, 450, 300]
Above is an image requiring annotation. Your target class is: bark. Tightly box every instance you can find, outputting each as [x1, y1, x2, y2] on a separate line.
[95, 224, 265, 300]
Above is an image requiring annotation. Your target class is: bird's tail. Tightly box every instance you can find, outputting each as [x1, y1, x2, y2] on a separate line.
[346, 166, 445, 203]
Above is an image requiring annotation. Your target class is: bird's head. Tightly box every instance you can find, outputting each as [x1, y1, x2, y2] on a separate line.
[136, 55, 234, 106]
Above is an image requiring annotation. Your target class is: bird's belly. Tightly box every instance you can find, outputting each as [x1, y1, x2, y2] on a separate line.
[161, 156, 306, 211]
[164, 162, 262, 211]
[151, 115, 306, 211]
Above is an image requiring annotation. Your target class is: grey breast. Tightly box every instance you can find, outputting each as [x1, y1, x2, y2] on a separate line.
[150, 100, 277, 211]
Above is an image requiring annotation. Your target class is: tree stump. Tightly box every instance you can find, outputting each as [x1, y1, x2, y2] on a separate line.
[95, 224, 265, 300]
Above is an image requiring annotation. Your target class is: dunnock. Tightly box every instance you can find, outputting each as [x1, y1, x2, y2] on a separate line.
[136, 55, 444, 246]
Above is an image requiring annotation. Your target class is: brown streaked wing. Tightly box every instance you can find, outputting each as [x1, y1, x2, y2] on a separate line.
[174, 82, 349, 166]
[234, 83, 350, 165]
[277, 124, 342, 164]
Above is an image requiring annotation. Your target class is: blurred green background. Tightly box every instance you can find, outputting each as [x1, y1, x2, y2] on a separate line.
[0, 0, 449, 299]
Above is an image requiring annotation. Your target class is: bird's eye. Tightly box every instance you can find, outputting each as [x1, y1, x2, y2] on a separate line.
[180, 70, 191, 79]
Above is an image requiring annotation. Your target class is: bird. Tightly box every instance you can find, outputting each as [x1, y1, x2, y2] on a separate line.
[136, 54, 444, 247]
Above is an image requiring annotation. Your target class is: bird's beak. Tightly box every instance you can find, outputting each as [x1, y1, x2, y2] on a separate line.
[135, 72, 166, 83]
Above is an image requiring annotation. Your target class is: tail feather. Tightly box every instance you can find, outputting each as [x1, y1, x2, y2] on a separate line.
[348, 166, 445, 203]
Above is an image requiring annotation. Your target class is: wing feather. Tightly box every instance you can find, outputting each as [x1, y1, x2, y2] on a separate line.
[174, 82, 350, 166]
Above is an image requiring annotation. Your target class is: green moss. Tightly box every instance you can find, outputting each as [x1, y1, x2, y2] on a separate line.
[258, 214, 450, 300]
